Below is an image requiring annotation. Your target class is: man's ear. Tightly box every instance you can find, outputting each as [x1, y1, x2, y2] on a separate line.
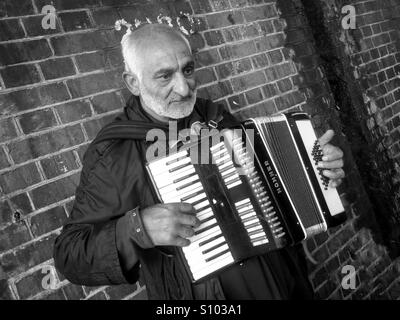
[123, 72, 140, 96]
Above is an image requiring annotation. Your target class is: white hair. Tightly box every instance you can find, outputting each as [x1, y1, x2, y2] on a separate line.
[121, 23, 191, 80]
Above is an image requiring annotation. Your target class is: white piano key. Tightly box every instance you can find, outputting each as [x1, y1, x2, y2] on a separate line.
[188, 244, 230, 268]
[247, 225, 263, 233]
[193, 200, 210, 211]
[249, 231, 265, 239]
[149, 154, 191, 175]
[243, 218, 260, 226]
[240, 212, 257, 220]
[252, 238, 269, 246]
[209, 142, 225, 151]
[153, 167, 196, 188]
[185, 192, 207, 205]
[194, 218, 218, 233]
[183, 236, 225, 258]
[160, 182, 202, 199]
[158, 175, 199, 194]
[190, 252, 234, 280]
[226, 180, 242, 189]
[189, 225, 221, 243]
[235, 198, 251, 207]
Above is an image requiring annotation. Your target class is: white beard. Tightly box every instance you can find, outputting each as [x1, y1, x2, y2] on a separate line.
[140, 83, 196, 119]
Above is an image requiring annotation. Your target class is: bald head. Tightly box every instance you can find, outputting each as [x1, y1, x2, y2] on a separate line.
[121, 23, 191, 78]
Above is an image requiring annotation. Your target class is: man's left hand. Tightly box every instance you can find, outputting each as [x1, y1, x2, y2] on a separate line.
[317, 129, 345, 188]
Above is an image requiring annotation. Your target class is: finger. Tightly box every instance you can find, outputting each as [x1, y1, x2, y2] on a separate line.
[318, 159, 344, 169]
[321, 168, 345, 180]
[176, 212, 201, 227]
[329, 179, 343, 188]
[179, 202, 196, 214]
[174, 236, 191, 247]
[177, 225, 195, 239]
[162, 202, 195, 214]
[318, 129, 335, 147]
[321, 145, 343, 161]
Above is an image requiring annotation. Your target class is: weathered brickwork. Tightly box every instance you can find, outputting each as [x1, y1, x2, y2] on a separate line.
[0, 0, 399, 300]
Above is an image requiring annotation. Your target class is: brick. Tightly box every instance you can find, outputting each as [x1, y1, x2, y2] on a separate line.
[0, 200, 12, 225]
[206, 11, 244, 29]
[197, 81, 232, 101]
[39, 57, 76, 80]
[231, 70, 266, 92]
[0, 147, 10, 170]
[245, 87, 263, 104]
[0, 163, 42, 194]
[92, 7, 120, 28]
[254, 34, 285, 51]
[276, 78, 293, 93]
[1, 0, 34, 17]
[105, 48, 123, 68]
[204, 30, 225, 46]
[35, 0, 99, 10]
[67, 70, 123, 98]
[9, 193, 33, 216]
[195, 68, 216, 86]
[75, 51, 108, 72]
[223, 26, 244, 42]
[30, 173, 79, 209]
[39, 82, 71, 106]
[130, 289, 147, 300]
[189, 0, 212, 14]
[18, 108, 57, 134]
[0, 280, 14, 299]
[215, 58, 252, 79]
[22, 15, 61, 37]
[51, 30, 119, 56]
[0, 118, 18, 143]
[267, 49, 283, 64]
[105, 283, 138, 300]
[83, 114, 116, 140]
[40, 151, 79, 179]
[9, 125, 85, 164]
[188, 33, 205, 52]
[243, 4, 277, 22]
[41, 288, 67, 300]
[62, 284, 86, 300]
[0, 222, 31, 252]
[87, 291, 108, 300]
[219, 40, 257, 60]
[59, 11, 92, 31]
[194, 49, 221, 67]
[55, 99, 92, 123]
[14, 268, 51, 299]
[30, 206, 67, 236]
[236, 100, 277, 117]
[1, 64, 41, 88]
[262, 83, 278, 98]
[228, 93, 246, 110]
[0, 19, 24, 41]
[251, 53, 269, 68]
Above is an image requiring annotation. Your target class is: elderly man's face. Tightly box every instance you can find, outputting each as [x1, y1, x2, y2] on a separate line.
[137, 37, 197, 120]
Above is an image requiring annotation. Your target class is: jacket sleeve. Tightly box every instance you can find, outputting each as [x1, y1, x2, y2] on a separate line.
[53, 154, 141, 286]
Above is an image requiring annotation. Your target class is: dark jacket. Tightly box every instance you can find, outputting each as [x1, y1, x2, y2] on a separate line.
[53, 95, 314, 300]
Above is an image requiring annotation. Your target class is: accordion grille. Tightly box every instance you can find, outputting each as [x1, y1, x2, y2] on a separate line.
[260, 119, 323, 229]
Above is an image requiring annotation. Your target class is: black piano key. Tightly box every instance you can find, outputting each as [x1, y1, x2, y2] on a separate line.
[198, 215, 215, 225]
[244, 221, 261, 229]
[172, 171, 197, 184]
[169, 162, 191, 173]
[181, 189, 204, 202]
[221, 169, 238, 179]
[194, 222, 219, 236]
[202, 241, 228, 255]
[198, 233, 224, 247]
[205, 247, 231, 263]
[250, 235, 268, 243]
[191, 197, 209, 207]
[248, 228, 265, 237]
[235, 201, 252, 211]
[166, 155, 189, 166]
[176, 179, 201, 191]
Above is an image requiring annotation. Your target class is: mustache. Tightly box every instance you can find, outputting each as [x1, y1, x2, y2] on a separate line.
[171, 91, 197, 103]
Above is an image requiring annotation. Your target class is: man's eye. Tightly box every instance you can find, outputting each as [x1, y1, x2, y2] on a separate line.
[161, 73, 172, 80]
[184, 67, 194, 76]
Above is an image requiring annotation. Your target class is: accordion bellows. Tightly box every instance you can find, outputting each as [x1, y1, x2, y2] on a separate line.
[146, 112, 346, 282]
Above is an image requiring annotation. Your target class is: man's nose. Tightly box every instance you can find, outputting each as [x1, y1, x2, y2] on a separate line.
[173, 73, 190, 97]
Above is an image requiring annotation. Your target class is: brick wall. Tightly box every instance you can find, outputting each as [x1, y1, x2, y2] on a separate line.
[0, 0, 399, 300]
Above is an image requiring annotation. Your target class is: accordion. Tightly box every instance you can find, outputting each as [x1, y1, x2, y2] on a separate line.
[146, 112, 346, 282]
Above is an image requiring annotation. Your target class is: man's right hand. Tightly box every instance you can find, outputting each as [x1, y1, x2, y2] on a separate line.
[141, 203, 201, 247]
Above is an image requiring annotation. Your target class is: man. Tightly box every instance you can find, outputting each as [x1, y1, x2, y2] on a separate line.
[53, 23, 345, 299]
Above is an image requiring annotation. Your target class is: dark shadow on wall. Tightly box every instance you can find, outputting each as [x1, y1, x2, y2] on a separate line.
[277, 0, 400, 257]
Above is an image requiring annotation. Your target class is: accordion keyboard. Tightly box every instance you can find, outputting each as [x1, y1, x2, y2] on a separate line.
[147, 150, 234, 281]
